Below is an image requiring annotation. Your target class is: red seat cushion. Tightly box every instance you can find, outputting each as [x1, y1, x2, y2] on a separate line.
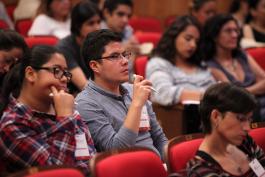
[95, 151, 167, 177]
[169, 138, 203, 172]
[129, 17, 162, 33]
[15, 19, 33, 37]
[134, 32, 161, 47]
[134, 56, 148, 77]
[25, 36, 59, 48]
[246, 47, 265, 70]
[0, 19, 9, 29]
[249, 127, 265, 152]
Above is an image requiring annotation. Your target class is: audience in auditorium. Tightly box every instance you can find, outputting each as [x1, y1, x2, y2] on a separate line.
[146, 16, 215, 106]
[57, 1, 101, 94]
[101, 0, 140, 54]
[203, 14, 265, 121]
[76, 29, 168, 158]
[190, 0, 217, 27]
[0, 45, 96, 175]
[28, 0, 71, 39]
[187, 82, 265, 176]
[243, 0, 265, 43]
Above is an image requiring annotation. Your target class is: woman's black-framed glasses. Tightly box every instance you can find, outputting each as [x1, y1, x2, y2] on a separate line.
[96, 51, 132, 61]
[32, 66, 72, 82]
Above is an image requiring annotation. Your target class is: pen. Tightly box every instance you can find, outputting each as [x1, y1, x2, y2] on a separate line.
[132, 74, 158, 93]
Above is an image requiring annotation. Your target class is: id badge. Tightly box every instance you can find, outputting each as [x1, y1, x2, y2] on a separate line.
[139, 105, 150, 132]
[75, 133, 90, 160]
[249, 158, 265, 177]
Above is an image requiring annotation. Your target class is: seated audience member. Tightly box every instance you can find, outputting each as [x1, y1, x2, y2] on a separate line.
[57, 1, 101, 94]
[203, 14, 265, 121]
[229, 0, 249, 28]
[243, 0, 265, 43]
[28, 0, 71, 39]
[190, 0, 217, 27]
[146, 16, 215, 106]
[0, 30, 29, 89]
[101, 0, 139, 54]
[0, 1, 14, 29]
[76, 29, 168, 158]
[0, 45, 96, 175]
[13, 0, 41, 21]
[187, 83, 265, 176]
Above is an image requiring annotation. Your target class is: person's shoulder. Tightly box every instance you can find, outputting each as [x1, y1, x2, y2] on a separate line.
[0, 109, 27, 129]
[148, 56, 172, 66]
[57, 35, 74, 49]
[147, 56, 173, 74]
[76, 84, 100, 103]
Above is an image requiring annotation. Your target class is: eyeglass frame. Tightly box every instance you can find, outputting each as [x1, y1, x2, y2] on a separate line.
[93, 51, 132, 61]
[31, 66, 72, 82]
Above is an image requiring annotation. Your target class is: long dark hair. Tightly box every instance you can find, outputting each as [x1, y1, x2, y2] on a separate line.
[0, 45, 61, 116]
[151, 15, 202, 67]
[201, 14, 241, 61]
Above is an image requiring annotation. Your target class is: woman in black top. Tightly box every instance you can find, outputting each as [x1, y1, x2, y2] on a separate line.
[187, 83, 265, 176]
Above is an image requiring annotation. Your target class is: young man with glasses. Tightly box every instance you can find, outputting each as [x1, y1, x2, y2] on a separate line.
[76, 29, 168, 158]
[101, 0, 140, 54]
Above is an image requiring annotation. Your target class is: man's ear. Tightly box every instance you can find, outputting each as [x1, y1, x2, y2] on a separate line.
[89, 60, 101, 74]
[24, 66, 37, 83]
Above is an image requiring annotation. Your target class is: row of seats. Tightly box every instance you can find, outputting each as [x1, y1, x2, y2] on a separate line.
[3, 122, 265, 177]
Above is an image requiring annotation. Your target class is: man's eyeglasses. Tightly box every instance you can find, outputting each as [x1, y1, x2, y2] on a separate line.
[96, 51, 132, 61]
[32, 66, 72, 82]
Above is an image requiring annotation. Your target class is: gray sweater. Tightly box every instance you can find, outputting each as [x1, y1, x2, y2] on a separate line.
[75, 80, 168, 158]
[146, 57, 216, 106]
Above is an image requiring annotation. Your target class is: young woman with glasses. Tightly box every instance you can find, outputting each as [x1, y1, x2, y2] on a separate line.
[187, 83, 265, 177]
[0, 45, 96, 175]
[202, 14, 265, 121]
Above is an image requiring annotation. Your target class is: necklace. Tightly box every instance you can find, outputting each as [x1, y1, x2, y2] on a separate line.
[219, 58, 237, 72]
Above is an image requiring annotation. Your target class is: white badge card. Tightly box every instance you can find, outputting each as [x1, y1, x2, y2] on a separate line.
[249, 158, 265, 177]
[139, 105, 150, 131]
[75, 133, 90, 160]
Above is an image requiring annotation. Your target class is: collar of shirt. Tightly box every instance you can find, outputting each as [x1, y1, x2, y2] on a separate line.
[87, 79, 129, 101]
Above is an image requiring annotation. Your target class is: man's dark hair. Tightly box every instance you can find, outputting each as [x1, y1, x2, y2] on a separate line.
[103, 0, 133, 14]
[71, 1, 101, 36]
[81, 29, 122, 80]
[200, 83, 257, 134]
